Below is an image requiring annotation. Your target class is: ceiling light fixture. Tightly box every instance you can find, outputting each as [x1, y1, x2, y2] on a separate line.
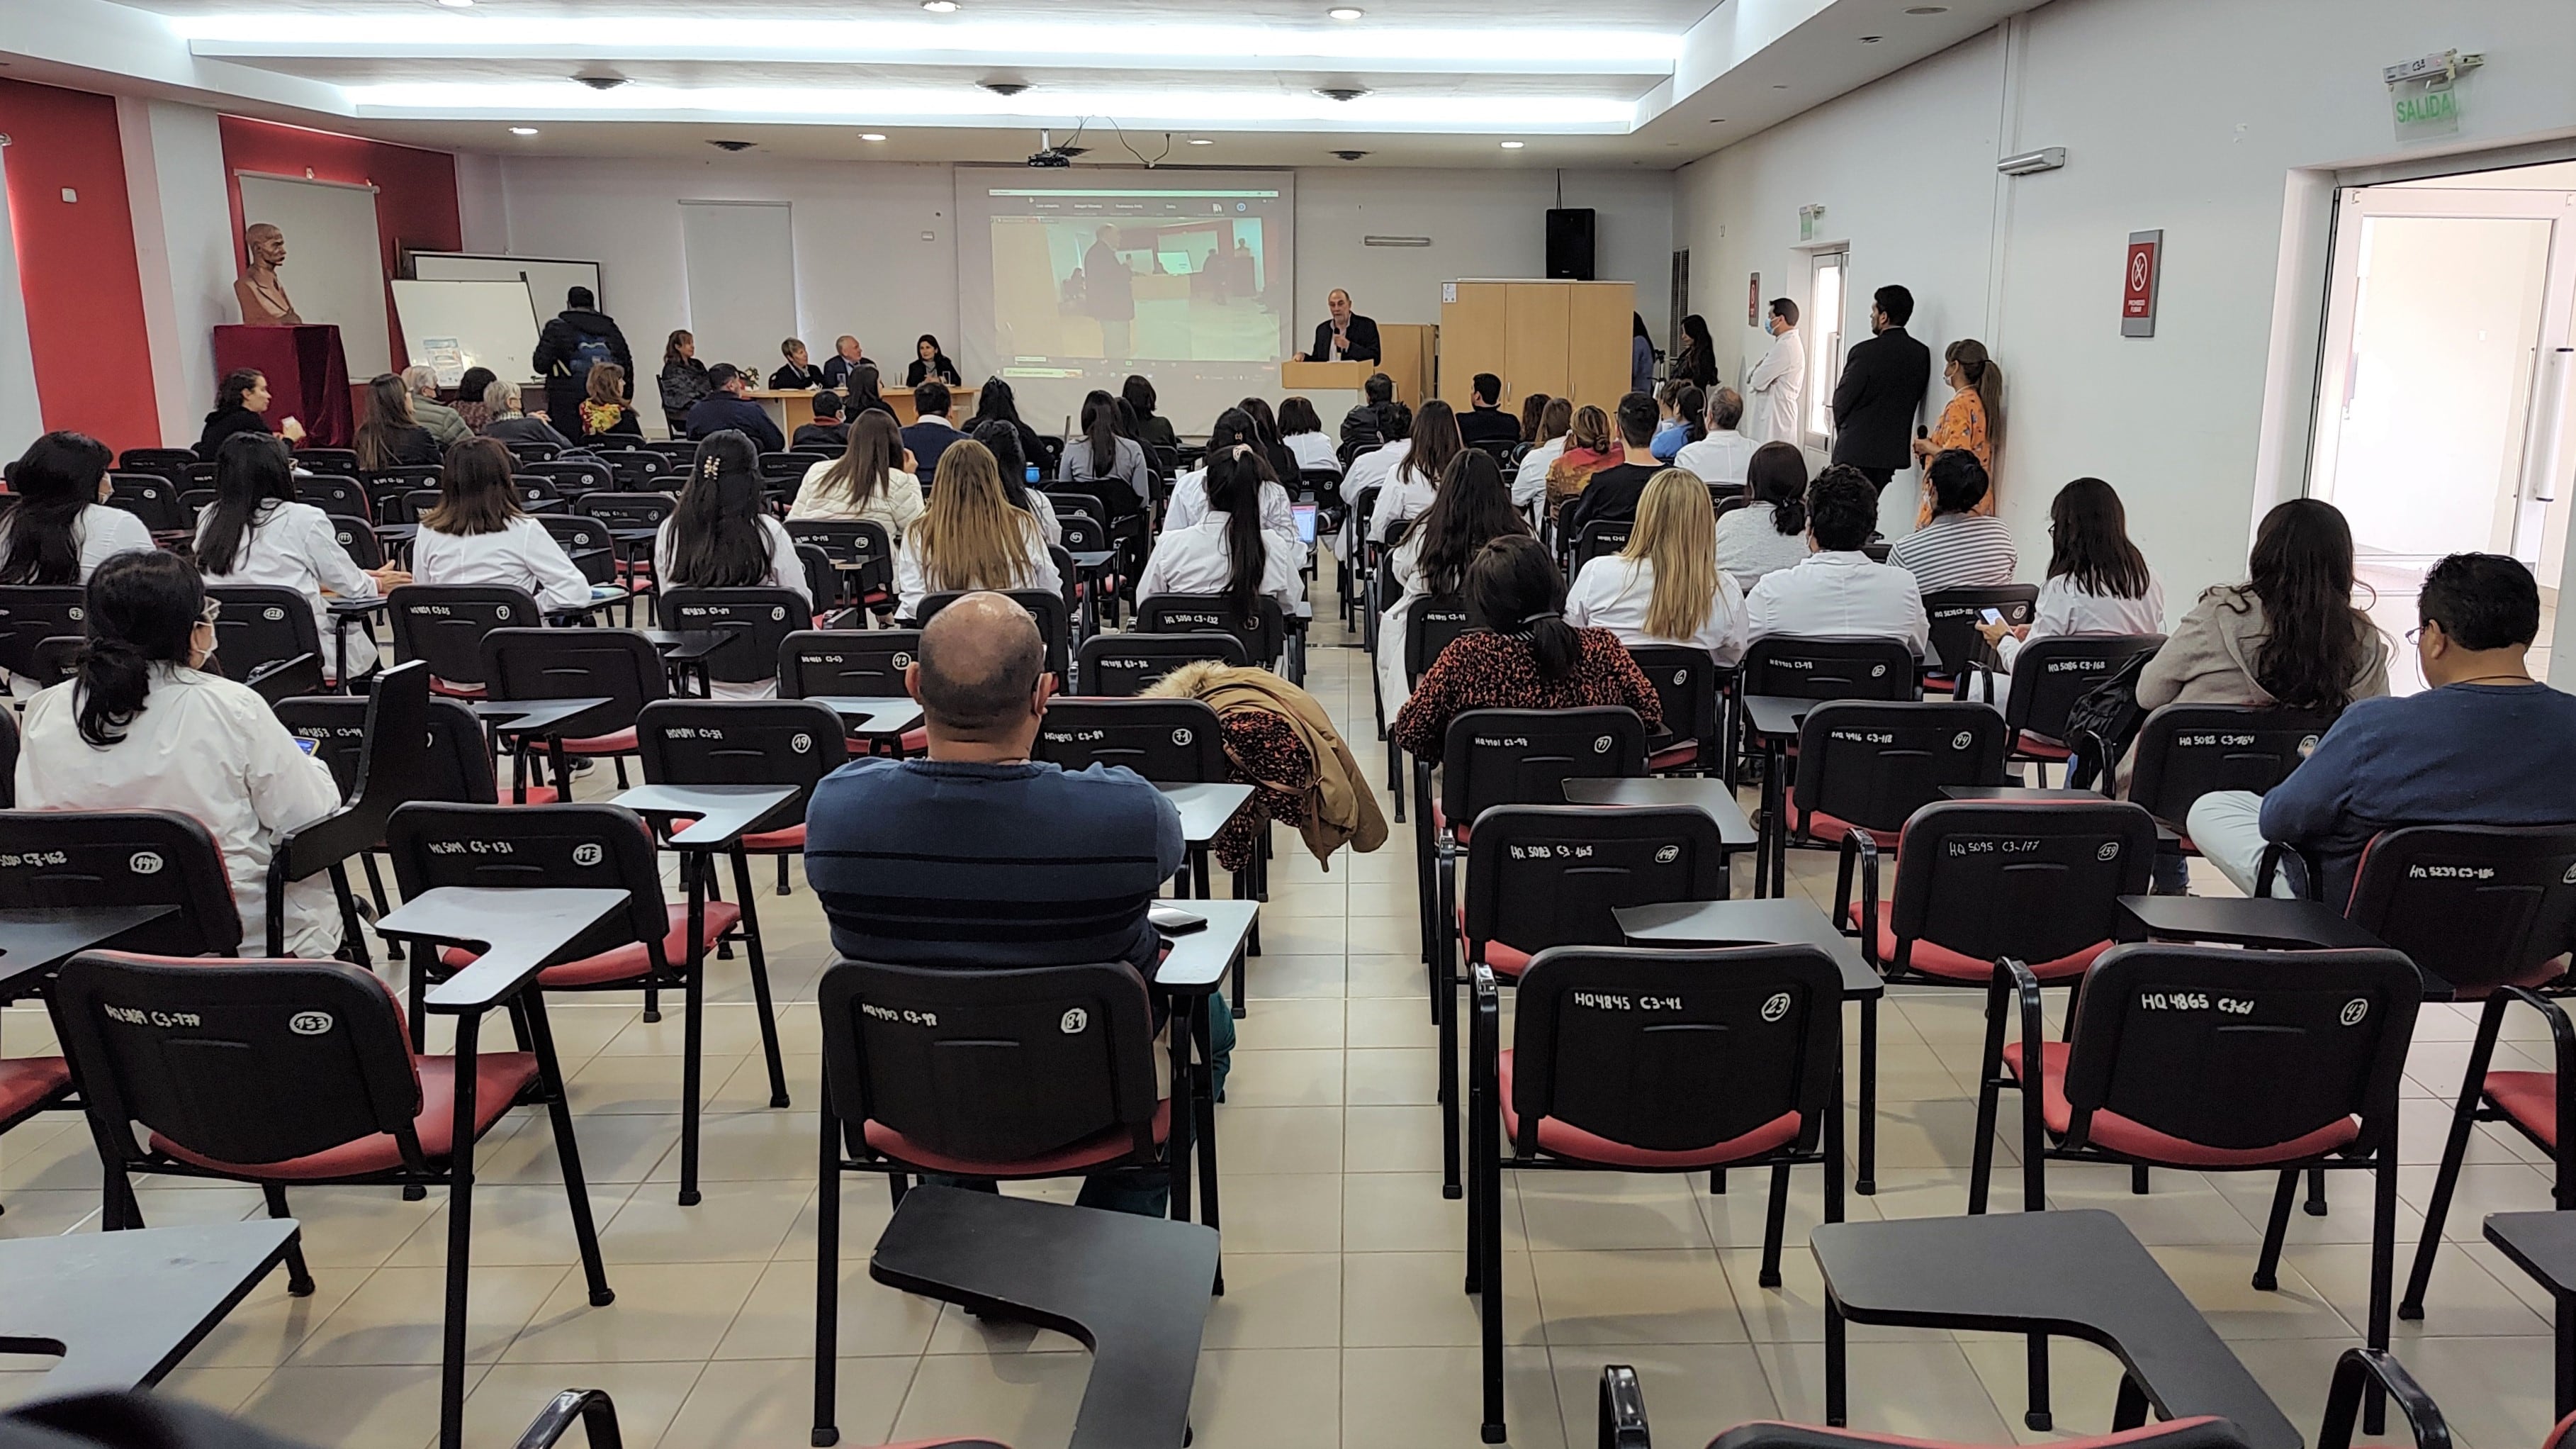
[436, 0, 473, 8]
[1499, 140, 1524, 149]
[1314, 85, 1369, 102]
[1905, 5, 1950, 12]
[507, 125, 538, 135]
[860, 132, 887, 141]
[981, 79, 1030, 96]
[1860, 34, 1882, 43]
[922, 1, 960, 11]
[1187, 136, 1215, 145]
[1331, 149, 1368, 160]
[1327, 6, 1364, 17]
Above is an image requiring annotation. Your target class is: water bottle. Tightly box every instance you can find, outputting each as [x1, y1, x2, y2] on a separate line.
[1025, 464, 1041, 485]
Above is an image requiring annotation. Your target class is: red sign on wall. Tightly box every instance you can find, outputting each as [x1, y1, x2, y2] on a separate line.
[2122, 230, 2161, 337]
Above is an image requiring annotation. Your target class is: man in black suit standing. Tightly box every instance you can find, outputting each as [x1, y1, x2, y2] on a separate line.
[1300, 288, 1382, 365]
[1830, 284, 1933, 494]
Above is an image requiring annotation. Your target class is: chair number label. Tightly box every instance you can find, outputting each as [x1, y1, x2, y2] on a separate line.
[1573, 992, 1682, 1011]
[2138, 992, 2254, 1015]
[861, 1003, 938, 1026]
[2407, 864, 2495, 880]
[1509, 844, 1595, 859]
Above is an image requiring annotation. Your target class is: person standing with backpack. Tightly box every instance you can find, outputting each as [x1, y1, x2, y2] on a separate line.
[531, 285, 634, 439]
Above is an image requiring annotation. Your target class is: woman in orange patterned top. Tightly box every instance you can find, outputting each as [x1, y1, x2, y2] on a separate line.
[1911, 338, 2002, 525]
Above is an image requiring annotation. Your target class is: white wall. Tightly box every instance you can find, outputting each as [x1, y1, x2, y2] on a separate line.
[1678, 0, 2576, 608]
[475, 155, 1675, 417]
[116, 97, 233, 447]
[0, 142, 44, 455]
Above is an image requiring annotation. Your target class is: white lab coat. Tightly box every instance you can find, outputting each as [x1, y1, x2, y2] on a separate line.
[789, 461, 925, 539]
[1565, 554, 1749, 666]
[1135, 515, 1306, 612]
[1744, 549, 1930, 657]
[410, 515, 592, 612]
[0, 505, 158, 698]
[1367, 453, 1441, 548]
[1374, 530, 1432, 716]
[1986, 573, 2169, 710]
[1745, 328, 1806, 445]
[196, 500, 382, 683]
[1512, 437, 1566, 510]
[893, 516, 1063, 622]
[1285, 432, 1340, 474]
[1168, 469, 1298, 548]
[1338, 440, 1410, 557]
[16, 666, 347, 956]
[1672, 430, 1758, 489]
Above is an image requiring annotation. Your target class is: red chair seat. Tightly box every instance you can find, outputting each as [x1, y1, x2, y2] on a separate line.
[2485, 1070, 2558, 1151]
[899, 727, 928, 754]
[1847, 901, 2105, 983]
[2001, 1039, 2361, 1165]
[741, 823, 806, 851]
[558, 727, 639, 756]
[2015, 731, 2071, 760]
[1497, 1049, 1799, 1168]
[1784, 787, 1900, 849]
[151, 1052, 539, 1180]
[440, 902, 742, 987]
[1430, 801, 1471, 844]
[862, 1099, 1169, 1178]
[2546, 1410, 2576, 1449]
[429, 679, 487, 700]
[1720, 1419, 2227, 1449]
[0, 1056, 72, 1124]
[1647, 742, 1699, 771]
[499, 784, 562, 806]
[1454, 905, 1534, 979]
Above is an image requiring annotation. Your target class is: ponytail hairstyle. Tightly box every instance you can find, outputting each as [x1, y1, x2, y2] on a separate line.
[74, 549, 204, 748]
[1205, 407, 1256, 455]
[1745, 442, 1809, 538]
[1414, 451, 1528, 598]
[2242, 498, 2378, 712]
[0, 431, 113, 586]
[1675, 386, 1708, 445]
[1081, 389, 1121, 476]
[1467, 534, 1576, 681]
[972, 376, 1027, 429]
[1566, 404, 1612, 456]
[1205, 446, 1275, 620]
[199, 432, 298, 575]
[668, 431, 775, 589]
[2045, 477, 2152, 600]
[1945, 339, 2004, 447]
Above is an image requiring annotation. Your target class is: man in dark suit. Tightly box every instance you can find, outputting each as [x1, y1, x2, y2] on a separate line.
[1455, 372, 1519, 449]
[1300, 288, 1381, 364]
[1084, 226, 1135, 359]
[1830, 284, 1933, 493]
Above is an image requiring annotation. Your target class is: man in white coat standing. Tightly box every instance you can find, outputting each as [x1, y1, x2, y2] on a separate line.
[1745, 297, 1806, 444]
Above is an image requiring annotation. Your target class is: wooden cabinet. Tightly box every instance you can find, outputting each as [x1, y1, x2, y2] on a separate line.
[1438, 279, 1634, 415]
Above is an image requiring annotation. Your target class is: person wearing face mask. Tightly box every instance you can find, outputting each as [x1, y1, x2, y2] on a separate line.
[1744, 298, 1804, 446]
[14, 549, 347, 956]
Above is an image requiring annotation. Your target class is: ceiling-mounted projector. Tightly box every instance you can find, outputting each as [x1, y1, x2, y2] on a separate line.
[1026, 129, 1074, 167]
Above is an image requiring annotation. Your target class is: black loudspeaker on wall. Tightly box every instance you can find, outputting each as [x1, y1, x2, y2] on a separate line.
[1545, 208, 1596, 281]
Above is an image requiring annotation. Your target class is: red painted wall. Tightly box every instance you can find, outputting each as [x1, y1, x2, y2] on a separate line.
[218, 116, 461, 376]
[0, 79, 159, 452]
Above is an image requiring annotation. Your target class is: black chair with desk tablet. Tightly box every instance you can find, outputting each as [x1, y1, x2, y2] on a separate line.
[1568, 520, 1632, 578]
[573, 492, 678, 599]
[258, 661, 431, 965]
[1137, 594, 1288, 680]
[658, 587, 811, 695]
[1920, 585, 2037, 697]
[522, 456, 614, 498]
[1075, 631, 1247, 699]
[1383, 591, 1473, 821]
[389, 583, 548, 699]
[639, 696, 844, 904]
[917, 588, 1071, 686]
[1035, 698, 1228, 784]
[1984, 633, 2165, 783]
[2117, 704, 2332, 852]
[104, 473, 190, 538]
[1626, 644, 1723, 774]
[783, 520, 896, 617]
[514, 475, 565, 513]
[401, 488, 447, 528]
[505, 440, 563, 466]
[330, 513, 388, 574]
[1779, 700, 2008, 907]
[0, 585, 88, 688]
[295, 473, 371, 522]
[368, 466, 443, 520]
[480, 627, 668, 795]
[116, 447, 197, 486]
[591, 447, 673, 491]
[1466, 942, 1843, 1443]
[0, 809, 242, 958]
[206, 584, 328, 696]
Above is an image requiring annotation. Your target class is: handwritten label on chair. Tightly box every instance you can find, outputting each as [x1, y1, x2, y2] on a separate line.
[861, 1003, 939, 1026]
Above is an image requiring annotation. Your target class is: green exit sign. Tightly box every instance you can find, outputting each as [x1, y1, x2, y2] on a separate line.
[2391, 77, 2463, 140]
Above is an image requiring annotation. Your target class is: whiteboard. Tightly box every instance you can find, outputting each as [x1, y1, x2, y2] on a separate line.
[236, 173, 393, 376]
[389, 279, 543, 388]
[413, 252, 605, 318]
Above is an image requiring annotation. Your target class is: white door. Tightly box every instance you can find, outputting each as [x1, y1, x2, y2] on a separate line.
[1806, 250, 1847, 453]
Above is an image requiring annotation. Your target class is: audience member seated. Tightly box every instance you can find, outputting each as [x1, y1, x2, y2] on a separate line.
[656, 432, 813, 700]
[1745, 464, 1930, 655]
[1169, 409, 1295, 544]
[401, 364, 473, 449]
[802, 591, 1195, 1214]
[789, 389, 848, 452]
[1714, 442, 1813, 589]
[1124, 374, 1179, 453]
[816, 335, 866, 391]
[1673, 387, 1756, 488]
[1378, 452, 1530, 714]
[1976, 476, 2165, 694]
[658, 330, 712, 432]
[1393, 534, 1664, 763]
[905, 333, 963, 388]
[1544, 404, 1618, 522]
[409, 437, 591, 612]
[1560, 393, 1667, 539]
[195, 368, 305, 461]
[1366, 399, 1464, 544]
[451, 367, 497, 433]
[353, 373, 442, 471]
[1279, 396, 1339, 474]
[769, 337, 825, 391]
[1057, 389, 1153, 522]
[15, 550, 344, 956]
[577, 363, 645, 442]
[682, 364, 784, 451]
[1519, 392, 1553, 445]
[1456, 374, 1521, 450]
[1144, 656, 1388, 873]
[1238, 397, 1303, 486]
[1, 432, 155, 698]
[2135, 497, 2388, 723]
[790, 410, 924, 537]
[845, 363, 899, 423]
[1340, 371, 1409, 451]
[1514, 396, 1574, 510]
[1649, 381, 1704, 463]
[480, 380, 576, 450]
[1137, 447, 1305, 615]
[197, 432, 408, 683]
[967, 377, 1049, 471]
[2187, 552, 2576, 903]
[1567, 467, 1748, 666]
[892, 439, 1063, 620]
[967, 421, 1063, 546]
[899, 381, 964, 477]
[1887, 449, 2017, 593]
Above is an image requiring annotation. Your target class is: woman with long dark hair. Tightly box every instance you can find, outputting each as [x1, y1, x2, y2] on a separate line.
[656, 431, 811, 698]
[452, 367, 499, 432]
[1393, 533, 1663, 764]
[1057, 388, 1152, 521]
[1366, 398, 1463, 543]
[658, 329, 712, 431]
[790, 410, 924, 537]
[1123, 374, 1177, 453]
[969, 376, 1050, 471]
[1167, 408, 1295, 543]
[1631, 311, 1655, 395]
[905, 334, 962, 388]
[1376, 450, 1529, 712]
[968, 419, 1063, 545]
[195, 368, 304, 460]
[1136, 445, 1303, 616]
[1238, 396, 1301, 483]
[409, 437, 590, 612]
[1650, 379, 1703, 463]
[15, 549, 344, 955]
[1674, 313, 1717, 389]
[2137, 497, 2387, 717]
[1518, 392, 1553, 446]
[352, 373, 441, 471]
[1972, 475, 2163, 715]
[1714, 440, 1812, 588]
[1911, 338, 2004, 524]
[196, 432, 408, 682]
[0, 431, 154, 695]
[1513, 396, 1573, 509]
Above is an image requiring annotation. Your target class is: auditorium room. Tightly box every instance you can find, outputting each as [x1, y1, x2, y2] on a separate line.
[5, 1, 2576, 1446]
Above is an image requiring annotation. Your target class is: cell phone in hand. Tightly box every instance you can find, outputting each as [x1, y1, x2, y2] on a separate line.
[1150, 905, 1208, 934]
[1977, 608, 2004, 625]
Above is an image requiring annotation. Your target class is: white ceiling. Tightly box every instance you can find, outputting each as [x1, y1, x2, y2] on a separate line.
[6, 0, 2046, 167]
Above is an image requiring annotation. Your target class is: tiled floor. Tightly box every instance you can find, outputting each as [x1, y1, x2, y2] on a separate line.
[0, 588, 2567, 1448]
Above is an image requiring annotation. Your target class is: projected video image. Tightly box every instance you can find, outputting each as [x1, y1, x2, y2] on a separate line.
[988, 192, 1283, 365]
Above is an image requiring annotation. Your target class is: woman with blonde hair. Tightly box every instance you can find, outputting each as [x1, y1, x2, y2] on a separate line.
[892, 437, 1061, 620]
[1911, 338, 2002, 523]
[1566, 467, 1747, 664]
[792, 409, 925, 536]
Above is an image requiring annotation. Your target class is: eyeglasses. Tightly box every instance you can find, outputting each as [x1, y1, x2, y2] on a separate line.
[199, 598, 223, 625]
[2405, 625, 2427, 644]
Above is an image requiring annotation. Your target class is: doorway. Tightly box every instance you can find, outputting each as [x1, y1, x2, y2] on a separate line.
[1806, 249, 1847, 452]
[2308, 163, 2576, 691]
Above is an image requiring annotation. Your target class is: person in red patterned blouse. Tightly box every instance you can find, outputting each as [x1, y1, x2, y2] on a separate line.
[1392, 534, 1663, 765]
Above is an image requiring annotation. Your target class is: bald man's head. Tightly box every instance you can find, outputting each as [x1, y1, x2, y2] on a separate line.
[911, 592, 1047, 742]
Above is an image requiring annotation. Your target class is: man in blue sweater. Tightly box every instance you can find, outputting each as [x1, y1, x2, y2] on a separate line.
[2187, 552, 2576, 904]
[681, 364, 784, 450]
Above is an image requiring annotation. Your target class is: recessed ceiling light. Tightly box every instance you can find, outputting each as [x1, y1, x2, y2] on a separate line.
[1772, 83, 1788, 89]
[1860, 34, 1882, 43]
[860, 133, 887, 141]
[1314, 85, 1368, 102]
[1499, 140, 1525, 149]
[436, 0, 473, 8]
[1905, 5, 1950, 12]
[1327, 6, 1364, 17]
[1708, 117, 1726, 123]
[1187, 136, 1215, 145]
[507, 125, 539, 135]
[921, 0, 960, 10]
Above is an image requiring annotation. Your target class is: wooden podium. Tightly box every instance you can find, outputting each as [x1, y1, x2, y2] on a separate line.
[1436, 281, 1633, 414]
[1281, 322, 1435, 408]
